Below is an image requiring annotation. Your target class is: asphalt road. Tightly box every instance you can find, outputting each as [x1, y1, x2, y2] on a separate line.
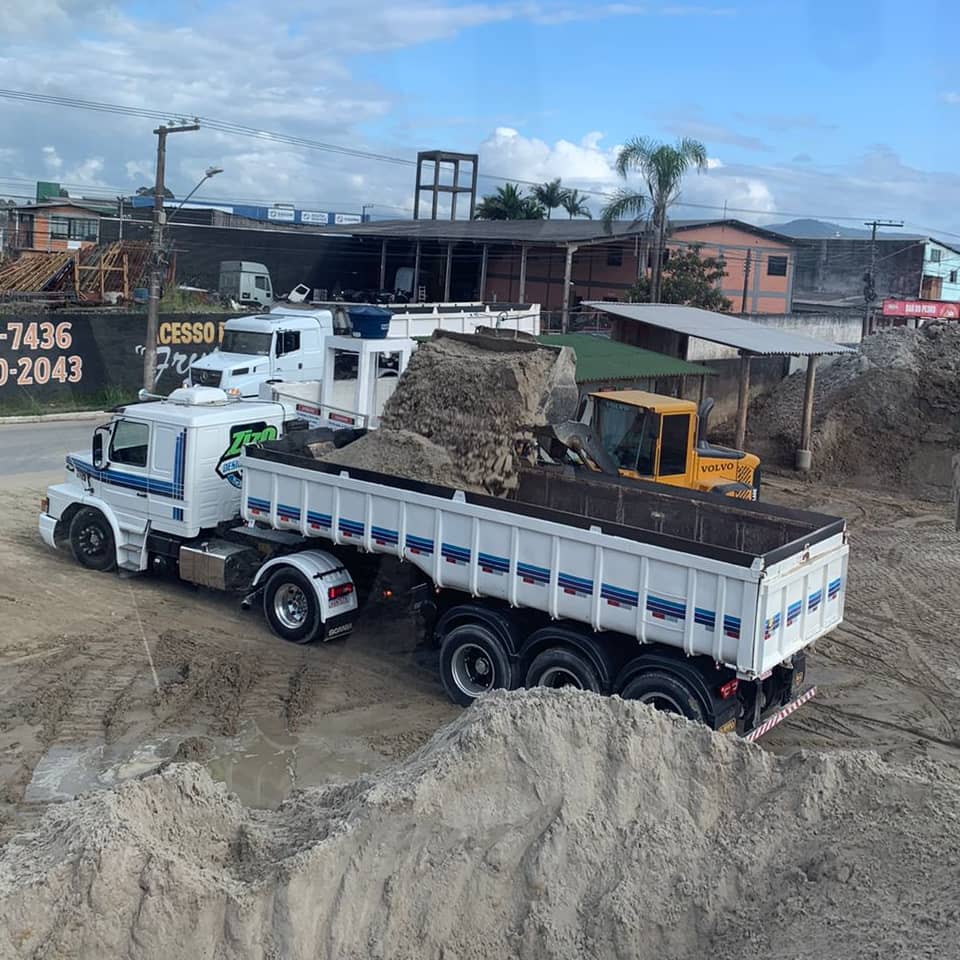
[0, 416, 106, 477]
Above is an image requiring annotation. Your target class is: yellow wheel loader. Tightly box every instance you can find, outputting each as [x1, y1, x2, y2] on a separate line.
[546, 390, 761, 501]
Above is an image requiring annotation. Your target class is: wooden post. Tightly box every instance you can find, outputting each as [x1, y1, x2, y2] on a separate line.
[479, 243, 488, 302]
[561, 243, 577, 333]
[122, 253, 129, 299]
[734, 352, 752, 451]
[378, 238, 387, 291]
[443, 241, 453, 301]
[796, 355, 818, 471]
[698, 375, 707, 407]
[99, 257, 105, 301]
[518, 244, 528, 302]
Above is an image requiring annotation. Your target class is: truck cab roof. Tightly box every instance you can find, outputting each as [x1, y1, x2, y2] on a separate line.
[225, 308, 333, 333]
[115, 388, 285, 427]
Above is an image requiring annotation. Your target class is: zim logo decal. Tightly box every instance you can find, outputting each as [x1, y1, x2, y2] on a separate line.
[217, 422, 279, 488]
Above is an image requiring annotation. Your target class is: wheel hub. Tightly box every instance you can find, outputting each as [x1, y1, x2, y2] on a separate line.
[274, 583, 309, 630]
[451, 643, 496, 697]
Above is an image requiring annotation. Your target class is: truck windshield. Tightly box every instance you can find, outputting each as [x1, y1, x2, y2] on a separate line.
[594, 399, 659, 475]
[220, 330, 272, 356]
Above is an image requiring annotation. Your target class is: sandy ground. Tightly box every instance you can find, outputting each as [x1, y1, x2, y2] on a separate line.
[0, 469, 457, 846]
[1, 467, 959, 846]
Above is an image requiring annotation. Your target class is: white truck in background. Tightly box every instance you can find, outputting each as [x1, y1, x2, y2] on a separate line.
[188, 302, 541, 399]
[218, 261, 275, 309]
[38, 387, 848, 740]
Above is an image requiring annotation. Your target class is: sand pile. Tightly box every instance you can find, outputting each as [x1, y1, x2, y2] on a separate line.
[748, 322, 960, 493]
[322, 332, 578, 494]
[3, 688, 960, 960]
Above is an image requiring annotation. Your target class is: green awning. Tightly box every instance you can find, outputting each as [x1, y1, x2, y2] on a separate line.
[538, 333, 714, 383]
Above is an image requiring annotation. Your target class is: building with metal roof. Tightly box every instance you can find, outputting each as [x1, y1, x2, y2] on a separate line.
[537, 333, 714, 393]
[587, 301, 853, 471]
[585, 302, 851, 357]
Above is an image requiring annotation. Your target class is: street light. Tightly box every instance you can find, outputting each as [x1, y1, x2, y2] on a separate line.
[169, 166, 224, 223]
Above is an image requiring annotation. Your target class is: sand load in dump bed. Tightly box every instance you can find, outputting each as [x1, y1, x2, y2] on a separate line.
[319, 329, 579, 495]
[3, 689, 959, 960]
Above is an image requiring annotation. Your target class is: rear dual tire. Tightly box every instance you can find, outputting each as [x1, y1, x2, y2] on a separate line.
[263, 568, 321, 645]
[439, 623, 514, 706]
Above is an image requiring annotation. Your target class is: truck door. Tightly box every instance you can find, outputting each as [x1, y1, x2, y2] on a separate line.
[149, 423, 188, 527]
[654, 414, 695, 488]
[253, 273, 272, 307]
[273, 328, 303, 378]
[103, 417, 153, 527]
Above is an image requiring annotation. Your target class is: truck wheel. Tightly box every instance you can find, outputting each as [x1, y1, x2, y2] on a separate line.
[619, 671, 706, 723]
[69, 508, 116, 572]
[439, 623, 513, 706]
[525, 647, 601, 693]
[263, 568, 321, 644]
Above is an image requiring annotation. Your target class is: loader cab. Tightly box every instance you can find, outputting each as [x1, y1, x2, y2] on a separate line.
[583, 390, 761, 499]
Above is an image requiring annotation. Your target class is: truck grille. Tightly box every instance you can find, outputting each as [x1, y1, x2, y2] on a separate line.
[192, 368, 222, 387]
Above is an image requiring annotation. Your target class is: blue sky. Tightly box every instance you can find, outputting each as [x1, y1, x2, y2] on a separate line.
[2, 0, 960, 232]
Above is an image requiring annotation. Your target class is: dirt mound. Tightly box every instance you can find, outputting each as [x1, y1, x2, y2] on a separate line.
[748, 322, 960, 494]
[323, 332, 578, 494]
[3, 688, 960, 960]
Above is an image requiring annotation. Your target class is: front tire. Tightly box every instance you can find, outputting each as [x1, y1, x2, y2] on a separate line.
[619, 670, 706, 723]
[68, 508, 116, 572]
[263, 568, 321, 644]
[439, 622, 514, 706]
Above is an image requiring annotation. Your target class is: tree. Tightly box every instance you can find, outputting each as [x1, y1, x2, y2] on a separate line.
[627, 244, 731, 312]
[136, 185, 174, 199]
[532, 178, 566, 219]
[474, 183, 545, 220]
[561, 188, 592, 219]
[601, 136, 707, 303]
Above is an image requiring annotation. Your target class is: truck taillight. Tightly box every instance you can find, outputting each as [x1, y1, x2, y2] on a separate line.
[40, 496, 49, 514]
[328, 583, 354, 600]
[719, 678, 739, 699]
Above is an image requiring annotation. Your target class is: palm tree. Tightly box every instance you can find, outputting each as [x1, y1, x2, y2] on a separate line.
[532, 178, 566, 219]
[601, 136, 707, 303]
[475, 183, 545, 220]
[561, 188, 592, 219]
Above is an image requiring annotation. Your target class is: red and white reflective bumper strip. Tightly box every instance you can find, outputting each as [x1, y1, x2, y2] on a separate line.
[743, 685, 817, 742]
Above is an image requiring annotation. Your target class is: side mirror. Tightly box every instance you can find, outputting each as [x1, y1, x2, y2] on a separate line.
[92, 425, 110, 469]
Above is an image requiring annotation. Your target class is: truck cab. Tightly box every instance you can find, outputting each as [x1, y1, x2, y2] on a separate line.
[39, 387, 287, 572]
[189, 307, 343, 397]
[582, 390, 761, 499]
[218, 261, 274, 309]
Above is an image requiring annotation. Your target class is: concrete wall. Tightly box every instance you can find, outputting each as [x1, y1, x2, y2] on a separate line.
[0, 309, 232, 405]
[793, 237, 923, 302]
[684, 310, 862, 362]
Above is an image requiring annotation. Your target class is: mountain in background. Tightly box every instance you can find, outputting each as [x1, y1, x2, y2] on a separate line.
[765, 218, 881, 239]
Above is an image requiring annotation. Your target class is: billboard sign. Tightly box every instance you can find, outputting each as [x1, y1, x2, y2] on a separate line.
[881, 298, 960, 320]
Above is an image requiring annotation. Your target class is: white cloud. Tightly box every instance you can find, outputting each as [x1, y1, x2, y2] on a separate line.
[940, 92, 960, 105]
[41, 146, 62, 173]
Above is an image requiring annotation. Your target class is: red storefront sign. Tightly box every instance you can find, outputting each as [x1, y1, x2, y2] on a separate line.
[881, 298, 960, 319]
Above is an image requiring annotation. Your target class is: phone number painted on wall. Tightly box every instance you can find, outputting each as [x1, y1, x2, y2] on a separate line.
[0, 321, 84, 386]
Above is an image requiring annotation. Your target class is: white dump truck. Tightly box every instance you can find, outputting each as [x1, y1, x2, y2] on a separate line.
[38, 388, 847, 740]
[188, 302, 541, 399]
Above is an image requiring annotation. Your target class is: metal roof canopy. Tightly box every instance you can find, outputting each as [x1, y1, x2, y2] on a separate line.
[585, 302, 853, 472]
[584, 302, 853, 357]
[537, 333, 714, 384]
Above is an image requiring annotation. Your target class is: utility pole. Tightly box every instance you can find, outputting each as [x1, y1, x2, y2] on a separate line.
[143, 122, 199, 391]
[741, 249, 752, 313]
[862, 219, 903, 340]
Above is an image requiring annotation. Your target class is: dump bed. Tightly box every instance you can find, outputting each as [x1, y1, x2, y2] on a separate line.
[240, 444, 848, 678]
